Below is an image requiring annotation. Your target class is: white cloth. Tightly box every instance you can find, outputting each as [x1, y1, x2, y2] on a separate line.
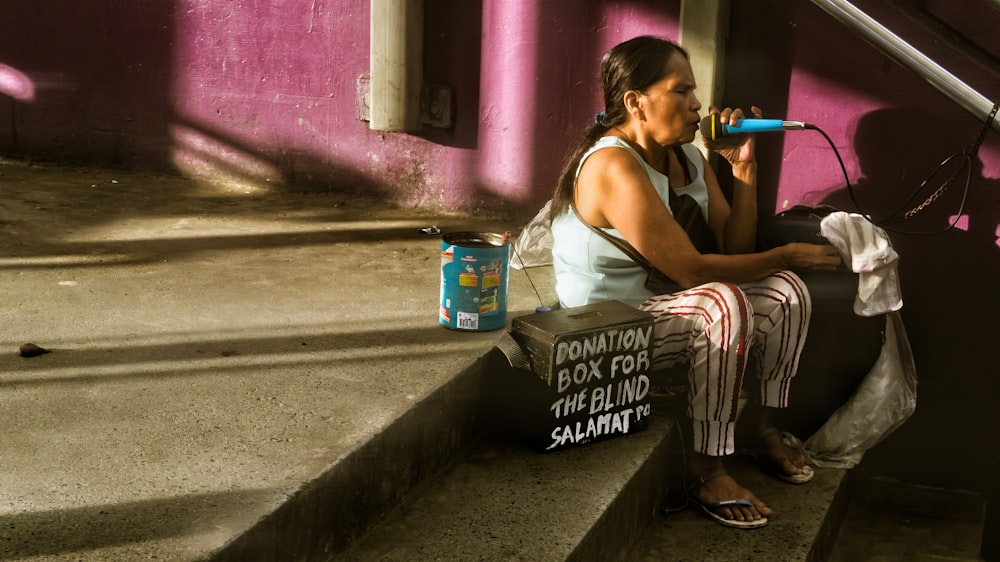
[819, 212, 903, 317]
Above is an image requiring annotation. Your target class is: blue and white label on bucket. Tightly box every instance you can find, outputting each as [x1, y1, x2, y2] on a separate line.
[440, 232, 509, 331]
[456, 311, 479, 330]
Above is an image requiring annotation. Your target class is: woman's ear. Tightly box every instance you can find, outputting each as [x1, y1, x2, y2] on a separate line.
[623, 90, 645, 121]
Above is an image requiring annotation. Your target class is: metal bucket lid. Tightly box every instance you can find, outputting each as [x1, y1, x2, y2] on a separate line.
[442, 231, 508, 248]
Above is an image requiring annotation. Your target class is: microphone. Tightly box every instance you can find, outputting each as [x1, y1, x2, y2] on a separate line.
[699, 114, 814, 140]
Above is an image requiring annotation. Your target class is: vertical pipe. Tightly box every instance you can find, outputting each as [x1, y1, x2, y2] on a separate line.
[679, 0, 729, 156]
[370, 0, 423, 132]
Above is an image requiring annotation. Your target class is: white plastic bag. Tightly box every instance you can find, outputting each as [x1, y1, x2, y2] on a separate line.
[511, 200, 554, 269]
[800, 311, 918, 468]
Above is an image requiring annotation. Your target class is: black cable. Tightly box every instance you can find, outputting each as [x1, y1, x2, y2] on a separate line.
[509, 233, 548, 309]
[811, 101, 998, 235]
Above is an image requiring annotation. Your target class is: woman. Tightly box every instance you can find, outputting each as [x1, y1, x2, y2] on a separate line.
[549, 36, 842, 529]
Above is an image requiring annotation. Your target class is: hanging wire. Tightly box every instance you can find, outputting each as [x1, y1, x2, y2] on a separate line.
[817, 101, 999, 235]
[506, 230, 549, 311]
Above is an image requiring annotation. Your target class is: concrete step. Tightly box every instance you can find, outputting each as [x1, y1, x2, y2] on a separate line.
[328, 410, 852, 561]
[328, 369, 851, 562]
[631, 456, 850, 562]
[207, 351, 506, 561]
[336, 416, 679, 562]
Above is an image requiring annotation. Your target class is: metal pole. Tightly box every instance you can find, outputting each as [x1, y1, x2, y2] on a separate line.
[370, 0, 423, 132]
[810, 0, 999, 132]
[680, 0, 730, 158]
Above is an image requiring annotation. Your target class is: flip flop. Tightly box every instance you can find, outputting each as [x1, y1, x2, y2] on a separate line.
[688, 468, 768, 529]
[693, 498, 769, 529]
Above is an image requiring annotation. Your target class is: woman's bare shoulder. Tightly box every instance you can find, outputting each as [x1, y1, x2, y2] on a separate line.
[578, 143, 645, 183]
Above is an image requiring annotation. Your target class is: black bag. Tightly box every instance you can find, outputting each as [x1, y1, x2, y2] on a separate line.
[756, 204, 839, 251]
[643, 266, 683, 295]
[755, 204, 857, 302]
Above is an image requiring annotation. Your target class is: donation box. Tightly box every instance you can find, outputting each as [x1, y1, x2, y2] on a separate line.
[507, 301, 655, 452]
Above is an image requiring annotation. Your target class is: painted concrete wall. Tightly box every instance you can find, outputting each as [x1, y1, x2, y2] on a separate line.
[0, 0, 681, 218]
[2, 0, 999, 495]
[4, 1, 994, 219]
[0, 2, 176, 164]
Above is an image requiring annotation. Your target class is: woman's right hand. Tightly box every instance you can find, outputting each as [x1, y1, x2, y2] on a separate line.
[703, 106, 762, 165]
[780, 243, 843, 271]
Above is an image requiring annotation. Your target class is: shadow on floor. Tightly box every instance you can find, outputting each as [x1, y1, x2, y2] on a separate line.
[829, 471, 987, 561]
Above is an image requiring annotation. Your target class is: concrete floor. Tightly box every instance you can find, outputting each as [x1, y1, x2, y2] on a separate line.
[829, 473, 987, 561]
[0, 158, 554, 560]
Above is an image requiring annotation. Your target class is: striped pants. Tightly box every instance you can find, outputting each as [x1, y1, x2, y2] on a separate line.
[638, 271, 811, 457]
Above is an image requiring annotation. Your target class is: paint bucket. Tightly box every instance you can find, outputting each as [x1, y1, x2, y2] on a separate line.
[439, 232, 510, 331]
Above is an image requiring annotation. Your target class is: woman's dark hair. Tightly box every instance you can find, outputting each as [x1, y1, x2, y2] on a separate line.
[549, 36, 689, 221]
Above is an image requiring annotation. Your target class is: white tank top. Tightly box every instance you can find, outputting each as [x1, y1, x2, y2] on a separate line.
[551, 137, 709, 307]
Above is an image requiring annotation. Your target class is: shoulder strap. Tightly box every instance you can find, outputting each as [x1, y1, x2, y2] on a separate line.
[671, 146, 692, 185]
[572, 204, 658, 273]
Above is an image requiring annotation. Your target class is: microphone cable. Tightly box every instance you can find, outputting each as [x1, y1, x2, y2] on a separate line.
[811, 101, 999, 235]
[507, 230, 552, 312]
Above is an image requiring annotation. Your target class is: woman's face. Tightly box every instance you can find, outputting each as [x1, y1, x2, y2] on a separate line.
[635, 51, 702, 145]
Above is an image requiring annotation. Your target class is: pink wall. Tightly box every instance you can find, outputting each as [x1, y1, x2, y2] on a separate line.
[1, 1, 994, 221]
[0, 0, 681, 218]
[0, 2, 176, 163]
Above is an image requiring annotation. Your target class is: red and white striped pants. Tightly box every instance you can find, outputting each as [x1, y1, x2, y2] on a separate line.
[638, 271, 811, 457]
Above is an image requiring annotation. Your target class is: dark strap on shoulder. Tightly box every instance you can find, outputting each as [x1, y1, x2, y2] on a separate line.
[667, 146, 718, 254]
[569, 144, 713, 274]
[671, 146, 692, 185]
[572, 204, 659, 273]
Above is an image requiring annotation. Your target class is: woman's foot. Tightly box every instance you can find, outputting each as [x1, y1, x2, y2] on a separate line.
[759, 427, 814, 484]
[689, 453, 772, 528]
[752, 407, 814, 484]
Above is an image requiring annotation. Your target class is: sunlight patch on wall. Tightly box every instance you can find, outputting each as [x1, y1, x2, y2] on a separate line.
[476, 0, 539, 202]
[169, 122, 284, 193]
[0, 63, 35, 102]
[949, 214, 969, 231]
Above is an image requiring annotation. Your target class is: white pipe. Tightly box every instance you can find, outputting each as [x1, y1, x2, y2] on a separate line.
[369, 0, 423, 132]
[680, 0, 730, 158]
[810, 0, 999, 132]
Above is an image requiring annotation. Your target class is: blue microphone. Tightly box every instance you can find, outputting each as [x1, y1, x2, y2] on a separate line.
[699, 114, 814, 141]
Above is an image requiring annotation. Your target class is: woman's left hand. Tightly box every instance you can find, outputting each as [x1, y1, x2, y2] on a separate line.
[702, 106, 762, 165]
